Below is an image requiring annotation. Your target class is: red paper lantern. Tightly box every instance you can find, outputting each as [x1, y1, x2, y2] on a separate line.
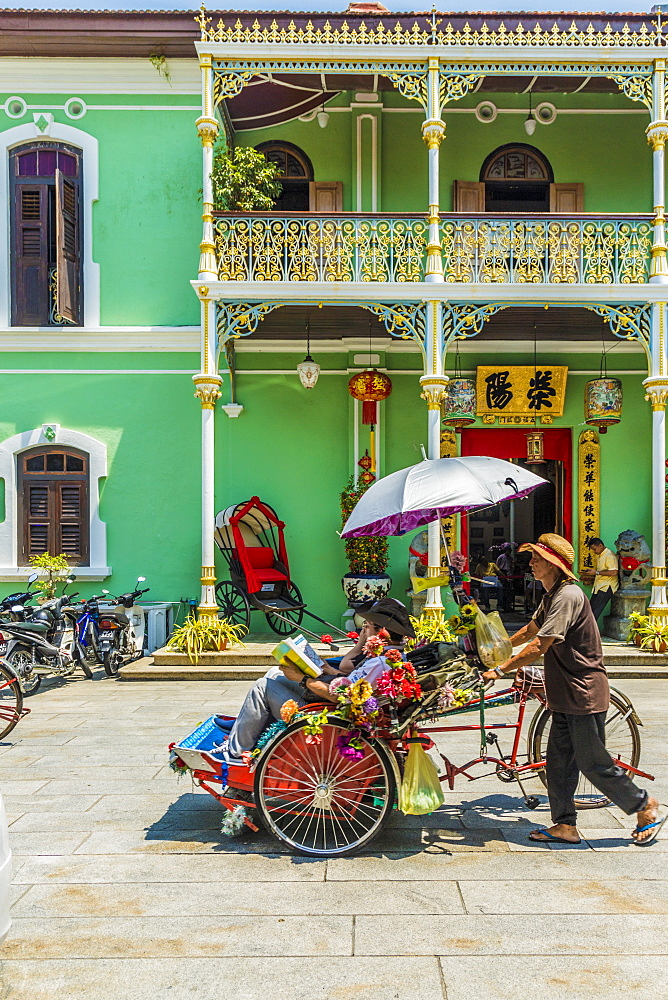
[348, 370, 392, 426]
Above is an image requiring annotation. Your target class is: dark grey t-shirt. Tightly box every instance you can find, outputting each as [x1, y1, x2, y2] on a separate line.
[532, 578, 609, 715]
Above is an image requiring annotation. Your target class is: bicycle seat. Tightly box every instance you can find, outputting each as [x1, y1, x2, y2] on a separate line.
[513, 665, 545, 695]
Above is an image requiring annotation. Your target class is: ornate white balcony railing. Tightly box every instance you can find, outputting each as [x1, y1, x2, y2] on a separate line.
[441, 216, 653, 285]
[213, 213, 653, 285]
[214, 214, 427, 283]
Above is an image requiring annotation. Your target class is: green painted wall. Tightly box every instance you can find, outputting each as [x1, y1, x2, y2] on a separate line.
[1, 93, 201, 327]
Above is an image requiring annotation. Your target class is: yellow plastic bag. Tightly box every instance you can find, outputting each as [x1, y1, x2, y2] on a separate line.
[474, 607, 512, 669]
[398, 742, 445, 816]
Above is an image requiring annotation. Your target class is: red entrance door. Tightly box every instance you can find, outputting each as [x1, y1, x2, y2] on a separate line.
[459, 428, 573, 551]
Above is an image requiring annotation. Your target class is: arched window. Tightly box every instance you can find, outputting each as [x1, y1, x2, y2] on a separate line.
[17, 446, 89, 564]
[255, 141, 313, 211]
[480, 144, 553, 212]
[9, 141, 83, 326]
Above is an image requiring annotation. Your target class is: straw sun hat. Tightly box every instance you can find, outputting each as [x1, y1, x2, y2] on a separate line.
[518, 533, 577, 581]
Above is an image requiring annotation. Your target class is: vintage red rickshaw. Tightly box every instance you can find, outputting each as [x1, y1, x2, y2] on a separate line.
[214, 497, 350, 643]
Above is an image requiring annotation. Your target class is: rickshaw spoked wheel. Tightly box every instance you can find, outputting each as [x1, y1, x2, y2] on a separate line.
[254, 717, 396, 857]
[264, 583, 304, 636]
[215, 581, 251, 630]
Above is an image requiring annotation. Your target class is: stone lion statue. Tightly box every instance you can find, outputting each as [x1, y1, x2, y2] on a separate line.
[615, 529, 651, 592]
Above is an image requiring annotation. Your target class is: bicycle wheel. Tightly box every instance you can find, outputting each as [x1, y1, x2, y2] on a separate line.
[254, 717, 396, 857]
[527, 689, 641, 809]
[0, 663, 23, 740]
[216, 581, 251, 630]
[264, 584, 304, 636]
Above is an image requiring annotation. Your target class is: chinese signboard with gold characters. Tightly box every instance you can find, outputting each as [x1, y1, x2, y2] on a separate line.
[476, 366, 568, 424]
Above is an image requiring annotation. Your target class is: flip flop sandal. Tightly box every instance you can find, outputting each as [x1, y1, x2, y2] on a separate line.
[528, 829, 581, 845]
[632, 813, 667, 846]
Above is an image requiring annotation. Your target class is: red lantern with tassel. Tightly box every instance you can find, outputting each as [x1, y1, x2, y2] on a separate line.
[348, 370, 392, 424]
[348, 370, 392, 474]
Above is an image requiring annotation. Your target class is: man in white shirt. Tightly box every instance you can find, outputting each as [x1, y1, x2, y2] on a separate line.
[582, 537, 618, 623]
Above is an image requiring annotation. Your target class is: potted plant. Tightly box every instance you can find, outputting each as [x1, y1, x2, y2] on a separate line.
[166, 615, 247, 664]
[637, 618, 668, 653]
[340, 476, 391, 607]
[28, 553, 70, 602]
[627, 611, 649, 646]
[211, 144, 281, 211]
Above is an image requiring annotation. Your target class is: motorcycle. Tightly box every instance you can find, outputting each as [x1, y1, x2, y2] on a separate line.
[1, 597, 90, 696]
[96, 578, 149, 676]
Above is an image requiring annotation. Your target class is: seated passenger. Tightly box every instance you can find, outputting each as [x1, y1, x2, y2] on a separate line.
[224, 598, 414, 762]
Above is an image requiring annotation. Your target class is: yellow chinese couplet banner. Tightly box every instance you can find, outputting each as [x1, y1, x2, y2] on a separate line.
[476, 366, 568, 424]
[578, 429, 600, 575]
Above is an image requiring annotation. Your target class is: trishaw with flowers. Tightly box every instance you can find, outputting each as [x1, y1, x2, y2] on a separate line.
[169, 608, 650, 857]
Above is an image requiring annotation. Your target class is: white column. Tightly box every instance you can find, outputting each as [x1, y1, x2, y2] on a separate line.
[193, 54, 222, 616]
[196, 53, 218, 281]
[644, 302, 668, 620]
[193, 293, 222, 617]
[419, 60, 448, 619]
[644, 61, 668, 619]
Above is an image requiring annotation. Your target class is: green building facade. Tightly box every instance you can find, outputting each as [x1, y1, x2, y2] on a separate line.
[0, 7, 666, 630]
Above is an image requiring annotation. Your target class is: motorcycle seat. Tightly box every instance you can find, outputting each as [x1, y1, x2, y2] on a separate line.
[8, 621, 49, 632]
[99, 612, 130, 625]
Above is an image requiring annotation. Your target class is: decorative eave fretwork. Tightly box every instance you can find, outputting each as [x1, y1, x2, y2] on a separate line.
[197, 10, 666, 50]
[209, 57, 658, 113]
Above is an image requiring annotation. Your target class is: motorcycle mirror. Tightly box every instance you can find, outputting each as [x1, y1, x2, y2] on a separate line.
[137, 576, 146, 583]
[66, 576, 76, 583]
[28, 573, 38, 584]
[102, 589, 110, 595]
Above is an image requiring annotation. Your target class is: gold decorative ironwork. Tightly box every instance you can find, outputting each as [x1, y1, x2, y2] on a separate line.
[195, 115, 218, 147]
[441, 217, 652, 285]
[585, 304, 651, 354]
[644, 376, 668, 410]
[213, 71, 253, 102]
[439, 73, 485, 106]
[420, 376, 449, 411]
[578, 429, 600, 575]
[193, 375, 223, 409]
[216, 302, 281, 349]
[198, 12, 662, 48]
[421, 119, 445, 149]
[609, 72, 653, 110]
[646, 120, 668, 150]
[214, 215, 426, 283]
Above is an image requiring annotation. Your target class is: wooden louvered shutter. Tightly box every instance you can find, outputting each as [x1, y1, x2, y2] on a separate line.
[26, 484, 51, 556]
[18, 448, 89, 565]
[12, 185, 50, 326]
[55, 169, 79, 324]
[56, 482, 87, 561]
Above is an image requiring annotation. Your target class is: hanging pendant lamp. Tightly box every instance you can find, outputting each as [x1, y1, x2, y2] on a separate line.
[296, 316, 320, 389]
[524, 88, 536, 136]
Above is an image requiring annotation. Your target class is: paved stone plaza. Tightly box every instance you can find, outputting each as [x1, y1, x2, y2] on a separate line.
[0, 673, 666, 1000]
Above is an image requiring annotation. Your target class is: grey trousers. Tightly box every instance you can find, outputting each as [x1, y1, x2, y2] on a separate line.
[226, 667, 308, 758]
[547, 710, 647, 827]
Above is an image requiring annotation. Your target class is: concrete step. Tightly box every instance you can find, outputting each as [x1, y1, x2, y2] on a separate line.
[120, 639, 668, 681]
[118, 657, 266, 681]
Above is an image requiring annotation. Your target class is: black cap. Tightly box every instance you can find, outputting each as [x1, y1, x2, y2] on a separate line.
[361, 598, 414, 639]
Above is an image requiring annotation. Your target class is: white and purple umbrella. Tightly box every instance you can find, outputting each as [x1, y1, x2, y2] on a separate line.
[341, 456, 547, 538]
